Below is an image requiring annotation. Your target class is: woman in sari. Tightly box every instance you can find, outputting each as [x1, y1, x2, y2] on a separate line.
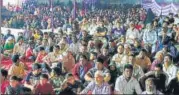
[3, 37, 14, 56]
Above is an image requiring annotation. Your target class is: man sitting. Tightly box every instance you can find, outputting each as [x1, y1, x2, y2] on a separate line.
[9, 54, 28, 78]
[81, 70, 111, 94]
[72, 54, 92, 83]
[24, 64, 42, 91]
[60, 73, 84, 95]
[5, 76, 23, 94]
[34, 74, 54, 94]
[84, 57, 110, 84]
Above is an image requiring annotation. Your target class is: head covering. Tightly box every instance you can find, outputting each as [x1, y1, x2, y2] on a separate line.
[109, 61, 116, 67]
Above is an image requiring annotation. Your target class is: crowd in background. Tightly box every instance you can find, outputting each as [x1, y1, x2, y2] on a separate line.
[1, 1, 179, 95]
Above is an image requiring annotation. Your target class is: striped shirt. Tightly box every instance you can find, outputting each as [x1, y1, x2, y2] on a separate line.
[80, 81, 111, 94]
[115, 75, 142, 94]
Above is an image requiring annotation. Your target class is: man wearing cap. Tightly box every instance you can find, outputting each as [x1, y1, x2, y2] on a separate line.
[139, 63, 168, 93]
[142, 78, 163, 94]
[24, 64, 42, 91]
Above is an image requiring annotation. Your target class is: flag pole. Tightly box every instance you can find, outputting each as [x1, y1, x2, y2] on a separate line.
[51, 0, 54, 32]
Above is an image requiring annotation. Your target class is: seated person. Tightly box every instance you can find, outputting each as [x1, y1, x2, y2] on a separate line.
[50, 67, 65, 94]
[9, 54, 28, 78]
[109, 61, 122, 90]
[60, 73, 84, 95]
[34, 74, 54, 94]
[21, 87, 32, 95]
[115, 64, 142, 94]
[80, 70, 111, 94]
[1, 69, 9, 94]
[25, 41, 36, 61]
[142, 78, 163, 94]
[35, 47, 47, 63]
[24, 64, 42, 91]
[13, 37, 26, 56]
[42, 45, 60, 66]
[139, 63, 168, 93]
[166, 70, 179, 94]
[135, 49, 151, 73]
[5, 76, 23, 94]
[72, 54, 92, 83]
[3, 37, 14, 55]
[84, 57, 110, 84]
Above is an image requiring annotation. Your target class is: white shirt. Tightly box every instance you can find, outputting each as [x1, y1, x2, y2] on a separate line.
[126, 28, 140, 44]
[142, 90, 163, 94]
[88, 24, 98, 35]
[115, 75, 142, 94]
[163, 64, 178, 84]
[68, 42, 80, 54]
[143, 29, 157, 44]
[174, 17, 179, 24]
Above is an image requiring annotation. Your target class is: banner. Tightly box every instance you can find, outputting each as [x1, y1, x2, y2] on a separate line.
[1, 27, 60, 39]
[142, 0, 179, 16]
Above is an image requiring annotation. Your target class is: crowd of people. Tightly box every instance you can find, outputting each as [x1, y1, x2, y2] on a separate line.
[1, 1, 179, 95]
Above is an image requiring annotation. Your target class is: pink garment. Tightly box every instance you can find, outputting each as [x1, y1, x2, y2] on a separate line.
[1, 80, 9, 94]
[150, 59, 161, 71]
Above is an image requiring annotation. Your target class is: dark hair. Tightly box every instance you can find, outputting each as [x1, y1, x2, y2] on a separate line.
[165, 53, 172, 60]
[129, 53, 135, 57]
[80, 54, 87, 60]
[39, 46, 45, 51]
[41, 74, 49, 80]
[141, 48, 147, 53]
[17, 36, 24, 42]
[65, 73, 73, 79]
[32, 63, 41, 70]
[54, 45, 60, 49]
[1, 69, 8, 78]
[10, 76, 19, 81]
[43, 32, 48, 35]
[12, 54, 20, 63]
[49, 46, 53, 52]
[52, 67, 61, 76]
[91, 52, 98, 57]
[96, 57, 104, 64]
[22, 87, 32, 94]
[124, 64, 133, 70]
[155, 63, 163, 70]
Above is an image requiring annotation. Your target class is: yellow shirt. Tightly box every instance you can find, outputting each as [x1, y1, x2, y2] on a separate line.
[33, 33, 40, 40]
[9, 63, 25, 78]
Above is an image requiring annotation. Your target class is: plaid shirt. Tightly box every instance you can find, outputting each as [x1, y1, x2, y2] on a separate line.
[81, 81, 111, 94]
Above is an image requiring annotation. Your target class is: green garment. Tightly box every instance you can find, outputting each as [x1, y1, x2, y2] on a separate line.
[4, 43, 14, 50]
